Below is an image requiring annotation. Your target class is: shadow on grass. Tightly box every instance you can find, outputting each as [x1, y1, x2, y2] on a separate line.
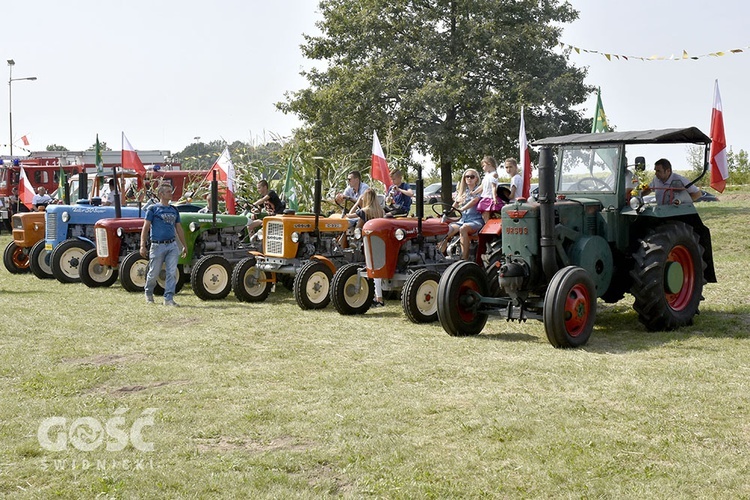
[473, 332, 539, 343]
[456, 303, 750, 353]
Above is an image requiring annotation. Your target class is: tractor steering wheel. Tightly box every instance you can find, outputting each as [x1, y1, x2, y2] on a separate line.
[571, 176, 611, 192]
[432, 202, 461, 220]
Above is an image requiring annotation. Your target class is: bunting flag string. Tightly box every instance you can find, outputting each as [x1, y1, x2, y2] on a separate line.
[560, 42, 750, 61]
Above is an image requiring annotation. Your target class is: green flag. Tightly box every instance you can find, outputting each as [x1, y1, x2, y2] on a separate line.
[283, 155, 299, 211]
[58, 165, 65, 200]
[95, 134, 104, 189]
[591, 87, 609, 133]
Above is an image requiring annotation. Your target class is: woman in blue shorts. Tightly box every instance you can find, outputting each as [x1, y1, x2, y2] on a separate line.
[438, 168, 484, 260]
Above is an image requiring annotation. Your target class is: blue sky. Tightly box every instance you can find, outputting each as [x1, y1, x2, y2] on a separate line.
[4, 0, 749, 159]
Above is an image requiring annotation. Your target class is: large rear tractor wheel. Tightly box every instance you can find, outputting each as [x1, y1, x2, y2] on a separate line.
[29, 240, 53, 280]
[294, 260, 333, 310]
[232, 256, 273, 302]
[630, 221, 705, 331]
[191, 255, 232, 300]
[437, 261, 489, 336]
[331, 263, 374, 315]
[3, 241, 30, 274]
[79, 248, 118, 288]
[402, 269, 440, 323]
[119, 251, 149, 292]
[51, 239, 94, 283]
[543, 266, 596, 348]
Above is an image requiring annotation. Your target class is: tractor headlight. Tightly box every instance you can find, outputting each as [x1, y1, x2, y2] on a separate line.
[354, 227, 362, 240]
[116, 227, 124, 238]
[256, 231, 263, 241]
[395, 228, 406, 241]
[291, 232, 300, 243]
[629, 196, 643, 211]
[189, 222, 198, 232]
[61, 211, 70, 222]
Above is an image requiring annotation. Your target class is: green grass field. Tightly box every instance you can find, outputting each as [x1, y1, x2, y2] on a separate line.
[1, 191, 749, 498]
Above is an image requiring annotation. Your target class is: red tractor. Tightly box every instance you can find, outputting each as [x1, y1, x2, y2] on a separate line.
[330, 177, 503, 322]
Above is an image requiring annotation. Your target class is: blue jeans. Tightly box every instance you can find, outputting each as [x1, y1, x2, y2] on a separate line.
[145, 241, 179, 301]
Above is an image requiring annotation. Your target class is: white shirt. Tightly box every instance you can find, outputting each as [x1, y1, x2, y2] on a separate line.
[479, 171, 499, 199]
[649, 172, 699, 205]
[510, 173, 523, 201]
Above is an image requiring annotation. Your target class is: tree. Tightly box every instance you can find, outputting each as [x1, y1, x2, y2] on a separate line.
[278, 0, 592, 197]
[46, 144, 69, 151]
[86, 141, 112, 151]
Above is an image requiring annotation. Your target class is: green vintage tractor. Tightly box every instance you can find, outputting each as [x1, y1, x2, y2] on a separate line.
[437, 127, 717, 347]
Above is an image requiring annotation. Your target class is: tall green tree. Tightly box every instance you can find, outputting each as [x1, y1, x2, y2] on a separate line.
[279, 0, 592, 197]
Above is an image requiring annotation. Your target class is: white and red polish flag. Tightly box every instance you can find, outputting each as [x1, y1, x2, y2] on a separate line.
[519, 106, 532, 199]
[709, 80, 729, 193]
[122, 133, 147, 176]
[205, 147, 236, 214]
[19, 166, 36, 209]
[371, 130, 391, 189]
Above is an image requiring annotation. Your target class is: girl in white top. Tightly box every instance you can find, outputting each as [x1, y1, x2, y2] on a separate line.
[474, 155, 502, 222]
[505, 158, 523, 201]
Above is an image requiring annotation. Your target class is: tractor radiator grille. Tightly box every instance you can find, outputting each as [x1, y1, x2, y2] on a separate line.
[265, 221, 284, 256]
[364, 234, 386, 271]
[95, 228, 109, 258]
[46, 216, 57, 241]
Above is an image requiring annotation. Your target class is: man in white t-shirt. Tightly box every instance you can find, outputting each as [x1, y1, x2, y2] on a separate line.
[642, 158, 701, 205]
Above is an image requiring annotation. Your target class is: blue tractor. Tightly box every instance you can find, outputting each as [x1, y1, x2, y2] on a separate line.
[41, 203, 143, 283]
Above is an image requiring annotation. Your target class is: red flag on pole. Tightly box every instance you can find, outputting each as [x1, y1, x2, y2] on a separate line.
[519, 107, 532, 200]
[122, 133, 147, 176]
[709, 80, 728, 193]
[19, 166, 36, 210]
[21, 135, 30, 146]
[205, 147, 236, 214]
[371, 130, 391, 190]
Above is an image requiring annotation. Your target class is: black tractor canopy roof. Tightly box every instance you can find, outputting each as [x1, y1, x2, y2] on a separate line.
[532, 127, 711, 147]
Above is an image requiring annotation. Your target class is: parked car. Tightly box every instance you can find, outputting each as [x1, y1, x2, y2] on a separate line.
[423, 182, 457, 205]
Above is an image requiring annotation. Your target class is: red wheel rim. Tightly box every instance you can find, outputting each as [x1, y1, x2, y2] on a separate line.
[666, 244, 694, 311]
[12, 246, 29, 268]
[457, 278, 480, 322]
[564, 283, 590, 337]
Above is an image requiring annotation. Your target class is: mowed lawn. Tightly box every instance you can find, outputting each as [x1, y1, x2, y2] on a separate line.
[1, 191, 750, 498]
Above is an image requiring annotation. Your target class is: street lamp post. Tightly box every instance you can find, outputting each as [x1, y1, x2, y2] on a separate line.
[7, 59, 37, 157]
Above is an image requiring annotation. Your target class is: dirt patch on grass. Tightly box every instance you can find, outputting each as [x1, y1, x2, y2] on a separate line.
[305, 462, 355, 495]
[86, 379, 190, 396]
[62, 353, 147, 365]
[195, 435, 312, 454]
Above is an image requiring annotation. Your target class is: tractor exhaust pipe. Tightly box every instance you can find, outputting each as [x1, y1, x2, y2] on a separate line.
[211, 170, 219, 227]
[415, 165, 424, 251]
[538, 146, 558, 281]
[112, 166, 122, 219]
[313, 167, 321, 241]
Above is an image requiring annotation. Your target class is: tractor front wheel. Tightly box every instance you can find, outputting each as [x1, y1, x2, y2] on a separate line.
[437, 261, 489, 336]
[29, 240, 53, 280]
[3, 241, 30, 274]
[331, 263, 374, 315]
[79, 248, 118, 288]
[232, 256, 273, 302]
[294, 260, 333, 310]
[402, 268, 440, 323]
[51, 239, 94, 283]
[543, 266, 596, 348]
[191, 255, 232, 300]
[630, 221, 705, 331]
[119, 251, 149, 292]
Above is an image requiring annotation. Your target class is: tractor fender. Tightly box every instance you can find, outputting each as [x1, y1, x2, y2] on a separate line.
[249, 250, 264, 258]
[479, 218, 503, 235]
[74, 235, 95, 247]
[309, 255, 337, 274]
